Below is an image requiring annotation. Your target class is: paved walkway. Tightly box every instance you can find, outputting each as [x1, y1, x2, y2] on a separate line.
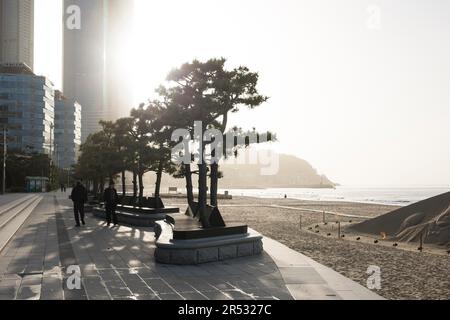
[0, 192, 383, 300]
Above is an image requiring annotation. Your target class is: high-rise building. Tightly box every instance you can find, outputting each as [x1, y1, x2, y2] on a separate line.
[105, 0, 135, 121]
[0, 63, 54, 155]
[54, 90, 81, 169]
[0, 0, 34, 70]
[63, 0, 133, 142]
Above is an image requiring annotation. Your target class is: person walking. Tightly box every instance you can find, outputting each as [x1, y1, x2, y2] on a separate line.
[104, 181, 119, 227]
[71, 181, 88, 227]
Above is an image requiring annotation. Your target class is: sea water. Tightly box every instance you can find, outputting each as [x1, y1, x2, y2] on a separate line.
[219, 186, 450, 206]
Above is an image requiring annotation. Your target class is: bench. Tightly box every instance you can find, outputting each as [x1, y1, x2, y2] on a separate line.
[92, 195, 179, 227]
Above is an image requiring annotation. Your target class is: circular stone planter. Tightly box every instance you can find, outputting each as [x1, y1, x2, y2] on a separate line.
[154, 219, 264, 265]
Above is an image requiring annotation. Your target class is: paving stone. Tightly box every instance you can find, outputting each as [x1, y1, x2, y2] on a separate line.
[104, 285, 132, 297]
[183, 265, 212, 277]
[0, 286, 17, 299]
[266, 288, 295, 300]
[202, 290, 232, 300]
[159, 293, 184, 300]
[278, 267, 326, 285]
[118, 273, 142, 283]
[228, 279, 260, 289]
[215, 263, 247, 276]
[186, 280, 217, 292]
[180, 292, 208, 300]
[83, 276, 110, 298]
[16, 285, 41, 300]
[41, 276, 64, 301]
[77, 256, 93, 265]
[149, 265, 176, 277]
[285, 284, 339, 300]
[6, 265, 26, 274]
[134, 268, 159, 279]
[144, 278, 176, 295]
[123, 257, 145, 268]
[112, 295, 138, 300]
[44, 261, 61, 272]
[88, 295, 112, 300]
[135, 294, 160, 300]
[222, 290, 255, 300]
[81, 267, 99, 277]
[101, 278, 125, 289]
[162, 280, 196, 293]
[123, 280, 154, 295]
[206, 281, 235, 291]
[0, 263, 10, 273]
[0, 278, 21, 287]
[21, 275, 43, 286]
[244, 288, 276, 299]
[24, 264, 44, 274]
[97, 269, 118, 278]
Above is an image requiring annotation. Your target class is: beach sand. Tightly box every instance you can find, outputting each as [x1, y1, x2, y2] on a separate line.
[166, 196, 450, 300]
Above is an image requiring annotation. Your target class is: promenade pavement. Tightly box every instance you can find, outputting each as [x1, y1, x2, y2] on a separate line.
[0, 192, 383, 300]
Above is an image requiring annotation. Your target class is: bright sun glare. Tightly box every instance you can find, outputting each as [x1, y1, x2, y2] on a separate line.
[130, 0, 181, 107]
[33, 0, 450, 186]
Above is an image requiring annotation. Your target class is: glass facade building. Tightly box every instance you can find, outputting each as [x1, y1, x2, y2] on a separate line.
[54, 90, 81, 169]
[0, 63, 54, 154]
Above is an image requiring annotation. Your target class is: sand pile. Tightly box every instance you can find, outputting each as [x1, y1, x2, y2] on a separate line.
[351, 192, 450, 248]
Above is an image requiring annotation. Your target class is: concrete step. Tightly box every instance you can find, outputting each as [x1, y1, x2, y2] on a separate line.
[0, 194, 36, 217]
[0, 195, 43, 254]
[0, 195, 40, 227]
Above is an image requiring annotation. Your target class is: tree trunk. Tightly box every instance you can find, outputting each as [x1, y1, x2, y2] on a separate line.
[184, 164, 194, 208]
[121, 170, 126, 197]
[197, 120, 209, 227]
[138, 171, 144, 204]
[210, 112, 227, 208]
[99, 178, 105, 199]
[210, 163, 219, 207]
[93, 179, 98, 198]
[198, 162, 208, 228]
[133, 171, 138, 199]
[154, 160, 164, 209]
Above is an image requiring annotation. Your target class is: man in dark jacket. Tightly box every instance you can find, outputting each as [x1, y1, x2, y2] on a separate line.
[71, 181, 88, 227]
[103, 181, 120, 227]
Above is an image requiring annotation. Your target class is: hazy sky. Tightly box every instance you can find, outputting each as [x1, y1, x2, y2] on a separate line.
[34, 0, 450, 186]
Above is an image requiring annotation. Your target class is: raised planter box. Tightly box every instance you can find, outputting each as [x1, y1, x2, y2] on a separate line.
[154, 218, 263, 265]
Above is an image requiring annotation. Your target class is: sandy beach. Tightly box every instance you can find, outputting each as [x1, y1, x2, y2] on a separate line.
[166, 196, 450, 300]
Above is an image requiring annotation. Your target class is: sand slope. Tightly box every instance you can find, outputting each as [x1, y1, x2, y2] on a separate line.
[351, 192, 450, 247]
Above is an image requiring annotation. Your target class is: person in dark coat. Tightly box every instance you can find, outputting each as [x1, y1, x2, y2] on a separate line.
[103, 181, 120, 227]
[71, 181, 88, 227]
